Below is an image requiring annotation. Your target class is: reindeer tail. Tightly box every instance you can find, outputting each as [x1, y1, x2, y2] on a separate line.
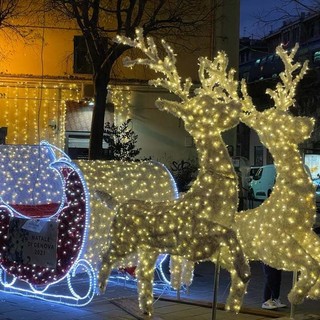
[93, 190, 119, 210]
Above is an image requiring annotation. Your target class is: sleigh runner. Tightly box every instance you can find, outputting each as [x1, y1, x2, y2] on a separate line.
[0, 141, 95, 306]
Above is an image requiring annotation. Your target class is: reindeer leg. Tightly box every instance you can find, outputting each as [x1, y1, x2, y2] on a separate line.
[98, 248, 116, 294]
[181, 259, 195, 288]
[170, 255, 184, 291]
[298, 232, 320, 300]
[284, 238, 320, 304]
[307, 276, 320, 299]
[221, 230, 250, 312]
[98, 219, 133, 294]
[136, 250, 158, 316]
[219, 246, 249, 313]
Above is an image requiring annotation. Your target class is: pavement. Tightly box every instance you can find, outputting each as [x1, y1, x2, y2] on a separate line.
[0, 260, 319, 320]
[0, 199, 320, 319]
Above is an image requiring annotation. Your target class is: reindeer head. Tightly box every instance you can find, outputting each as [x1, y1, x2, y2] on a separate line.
[156, 97, 240, 140]
[240, 44, 313, 148]
[246, 108, 314, 148]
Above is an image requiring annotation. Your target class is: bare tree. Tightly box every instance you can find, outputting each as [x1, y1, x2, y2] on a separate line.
[45, 0, 212, 159]
[0, 1, 35, 36]
[249, 0, 320, 38]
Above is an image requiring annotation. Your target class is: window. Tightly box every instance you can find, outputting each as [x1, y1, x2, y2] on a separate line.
[254, 146, 264, 166]
[308, 22, 315, 38]
[292, 27, 300, 43]
[282, 31, 290, 44]
[266, 149, 273, 164]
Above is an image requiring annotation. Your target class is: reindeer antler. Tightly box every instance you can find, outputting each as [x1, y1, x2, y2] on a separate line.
[240, 79, 255, 114]
[115, 28, 192, 102]
[115, 28, 240, 105]
[196, 53, 238, 104]
[266, 44, 308, 111]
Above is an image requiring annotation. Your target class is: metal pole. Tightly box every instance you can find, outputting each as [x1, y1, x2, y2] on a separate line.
[290, 271, 298, 319]
[212, 251, 221, 320]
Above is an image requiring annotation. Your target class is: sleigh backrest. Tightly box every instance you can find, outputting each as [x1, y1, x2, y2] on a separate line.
[0, 144, 63, 205]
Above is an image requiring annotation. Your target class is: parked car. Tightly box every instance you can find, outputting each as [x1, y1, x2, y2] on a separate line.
[249, 165, 276, 200]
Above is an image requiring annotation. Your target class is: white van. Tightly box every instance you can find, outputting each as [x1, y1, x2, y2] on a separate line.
[249, 164, 276, 200]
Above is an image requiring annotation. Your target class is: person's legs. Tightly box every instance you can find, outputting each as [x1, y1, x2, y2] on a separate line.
[264, 264, 282, 299]
[262, 264, 286, 309]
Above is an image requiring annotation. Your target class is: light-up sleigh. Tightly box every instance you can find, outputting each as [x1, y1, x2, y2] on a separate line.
[0, 141, 94, 306]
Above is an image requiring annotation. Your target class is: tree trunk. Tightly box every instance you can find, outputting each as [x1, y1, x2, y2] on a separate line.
[89, 70, 109, 160]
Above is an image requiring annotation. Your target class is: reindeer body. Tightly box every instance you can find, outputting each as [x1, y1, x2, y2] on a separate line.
[160, 97, 239, 227]
[236, 109, 320, 304]
[98, 98, 250, 315]
[98, 30, 252, 316]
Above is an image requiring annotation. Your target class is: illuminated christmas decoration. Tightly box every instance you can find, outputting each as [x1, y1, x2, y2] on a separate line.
[0, 141, 95, 306]
[237, 44, 320, 304]
[97, 29, 251, 316]
[110, 30, 320, 311]
[151, 43, 320, 306]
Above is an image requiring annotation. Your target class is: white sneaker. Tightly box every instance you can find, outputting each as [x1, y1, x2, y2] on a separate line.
[262, 299, 278, 309]
[273, 298, 287, 308]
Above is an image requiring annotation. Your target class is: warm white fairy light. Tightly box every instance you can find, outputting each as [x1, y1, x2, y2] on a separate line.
[0, 80, 80, 148]
[97, 28, 251, 316]
[13, 85, 19, 144]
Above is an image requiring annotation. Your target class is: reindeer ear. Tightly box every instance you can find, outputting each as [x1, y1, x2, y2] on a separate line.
[155, 99, 183, 117]
[154, 99, 166, 110]
[299, 116, 315, 140]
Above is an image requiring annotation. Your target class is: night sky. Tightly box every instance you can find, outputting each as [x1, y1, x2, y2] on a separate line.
[240, 0, 315, 38]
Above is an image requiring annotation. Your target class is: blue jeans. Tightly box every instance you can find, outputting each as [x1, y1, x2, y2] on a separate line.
[263, 263, 282, 301]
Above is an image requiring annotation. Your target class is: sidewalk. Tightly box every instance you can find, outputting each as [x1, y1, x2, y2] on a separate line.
[0, 283, 288, 320]
[0, 260, 319, 320]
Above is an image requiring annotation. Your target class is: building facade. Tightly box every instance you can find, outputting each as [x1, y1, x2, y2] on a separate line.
[0, 1, 242, 169]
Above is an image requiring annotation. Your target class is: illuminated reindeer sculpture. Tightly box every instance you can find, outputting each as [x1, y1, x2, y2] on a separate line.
[163, 44, 320, 305]
[112, 30, 320, 307]
[98, 29, 250, 315]
[236, 44, 320, 304]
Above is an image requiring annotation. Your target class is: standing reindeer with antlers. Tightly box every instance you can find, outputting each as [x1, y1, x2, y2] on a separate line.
[98, 29, 250, 316]
[236, 44, 320, 304]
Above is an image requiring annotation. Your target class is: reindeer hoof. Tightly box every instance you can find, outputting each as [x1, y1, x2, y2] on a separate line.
[142, 310, 152, 317]
[288, 289, 305, 305]
[97, 282, 107, 295]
